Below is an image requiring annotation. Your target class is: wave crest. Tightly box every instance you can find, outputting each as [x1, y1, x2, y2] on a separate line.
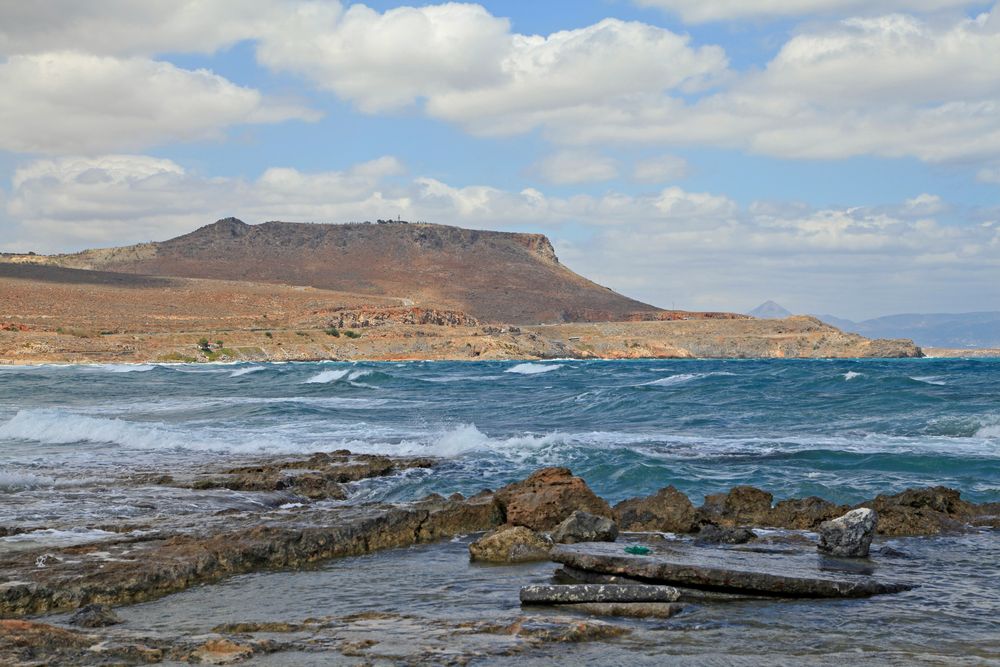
[505, 363, 562, 375]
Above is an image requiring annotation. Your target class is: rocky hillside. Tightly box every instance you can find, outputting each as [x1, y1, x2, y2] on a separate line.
[44, 218, 662, 324]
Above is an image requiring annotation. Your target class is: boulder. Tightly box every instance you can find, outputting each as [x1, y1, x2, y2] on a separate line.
[68, 603, 121, 628]
[468, 526, 551, 563]
[861, 486, 972, 536]
[520, 584, 680, 604]
[694, 524, 755, 545]
[767, 496, 850, 530]
[551, 511, 618, 544]
[818, 508, 878, 558]
[495, 467, 612, 531]
[613, 486, 697, 533]
[699, 486, 773, 527]
[551, 542, 911, 598]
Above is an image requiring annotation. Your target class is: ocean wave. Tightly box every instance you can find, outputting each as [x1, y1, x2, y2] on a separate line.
[911, 376, 947, 386]
[0, 409, 299, 454]
[303, 369, 374, 384]
[0, 527, 122, 548]
[505, 363, 562, 375]
[843, 371, 863, 381]
[0, 472, 56, 492]
[303, 369, 352, 384]
[643, 371, 736, 387]
[88, 364, 156, 373]
[230, 366, 265, 377]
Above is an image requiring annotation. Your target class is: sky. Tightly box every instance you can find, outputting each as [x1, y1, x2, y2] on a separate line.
[1, 1, 998, 320]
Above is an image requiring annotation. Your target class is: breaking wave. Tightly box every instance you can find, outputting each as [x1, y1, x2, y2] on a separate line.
[843, 371, 863, 381]
[230, 366, 265, 377]
[505, 363, 562, 375]
[643, 372, 736, 387]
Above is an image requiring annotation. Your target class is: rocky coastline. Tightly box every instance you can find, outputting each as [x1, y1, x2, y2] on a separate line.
[2, 456, 997, 665]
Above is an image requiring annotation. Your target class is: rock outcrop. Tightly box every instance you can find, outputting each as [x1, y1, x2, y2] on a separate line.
[495, 467, 613, 531]
[699, 486, 774, 527]
[613, 486, 698, 533]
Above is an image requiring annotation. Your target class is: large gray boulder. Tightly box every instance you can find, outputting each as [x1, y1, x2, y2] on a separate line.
[818, 508, 878, 558]
[551, 510, 618, 544]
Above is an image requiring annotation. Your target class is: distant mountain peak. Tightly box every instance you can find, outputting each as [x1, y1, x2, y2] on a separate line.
[748, 300, 793, 319]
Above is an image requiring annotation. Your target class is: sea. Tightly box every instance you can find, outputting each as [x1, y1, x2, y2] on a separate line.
[2, 358, 998, 664]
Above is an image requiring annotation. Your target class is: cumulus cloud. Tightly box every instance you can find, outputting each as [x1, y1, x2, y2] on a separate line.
[533, 151, 618, 185]
[0, 52, 317, 154]
[632, 155, 689, 183]
[256, 10, 729, 123]
[632, 0, 981, 23]
[0, 1, 298, 57]
[5, 153, 997, 317]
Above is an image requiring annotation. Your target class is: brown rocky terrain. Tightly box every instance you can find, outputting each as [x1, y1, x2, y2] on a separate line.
[15, 218, 664, 324]
[0, 218, 924, 362]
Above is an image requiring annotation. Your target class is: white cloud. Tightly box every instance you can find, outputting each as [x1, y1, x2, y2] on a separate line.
[0, 52, 317, 154]
[633, 154, 689, 183]
[533, 150, 618, 185]
[256, 11, 729, 121]
[0, 1, 299, 57]
[633, 0, 982, 23]
[525, 8, 1000, 162]
[3, 154, 997, 316]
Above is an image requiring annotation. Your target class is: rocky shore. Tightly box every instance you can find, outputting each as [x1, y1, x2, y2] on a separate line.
[2, 458, 997, 664]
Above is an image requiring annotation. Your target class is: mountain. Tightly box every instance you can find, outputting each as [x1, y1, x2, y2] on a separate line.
[44, 218, 662, 324]
[748, 300, 793, 319]
[815, 312, 1000, 349]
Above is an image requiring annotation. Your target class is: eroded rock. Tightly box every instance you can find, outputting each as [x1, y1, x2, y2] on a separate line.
[699, 486, 773, 528]
[818, 508, 878, 558]
[767, 496, 849, 530]
[613, 485, 697, 533]
[469, 526, 551, 563]
[861, 486, 973, 536]
[495, 467, 612, 531]
[551, 511, 618, 544]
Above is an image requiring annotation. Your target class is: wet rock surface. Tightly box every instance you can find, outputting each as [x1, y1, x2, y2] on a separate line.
[818, 508, 878, 558]
[520, 584, 681, 604]
[469, 526, 552, 563]
[495, 467, 614, 531]
[551, 542, 912, 598]
[551, 510, 619, 544]
[694, 524, 757, 545]
[700, 486, 774, 528]
[69, 603, 122, 628]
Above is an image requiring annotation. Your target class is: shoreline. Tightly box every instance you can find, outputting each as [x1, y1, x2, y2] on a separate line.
[2, 454, 997, 664]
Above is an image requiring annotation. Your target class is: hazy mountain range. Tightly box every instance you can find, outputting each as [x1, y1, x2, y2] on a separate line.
[749, 301, 1000, 349]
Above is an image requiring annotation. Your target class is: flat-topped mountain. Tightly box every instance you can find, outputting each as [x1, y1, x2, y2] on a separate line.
[45, 218, 661, 324]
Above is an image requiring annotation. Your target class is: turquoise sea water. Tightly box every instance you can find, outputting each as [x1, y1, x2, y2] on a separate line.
[3, 359, 999, 663]
[1, 358, 998, 545]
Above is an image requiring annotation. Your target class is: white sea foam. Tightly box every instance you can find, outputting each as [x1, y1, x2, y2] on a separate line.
[230, 366, 265, 377]
[0, 527, 121, 548]
[843, 371, 863, 381]
[89, 364, 156, 373]
[304, 369, 352, 384]
[505, 363, 562, 375]
[912, 376, 947, 386]
[0, 472, 56, 492]
[0, 409, 298, 454]
[976, 423, 1000, 438]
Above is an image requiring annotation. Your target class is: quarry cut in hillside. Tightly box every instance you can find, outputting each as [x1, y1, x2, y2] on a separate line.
[41, 218, 663, 324]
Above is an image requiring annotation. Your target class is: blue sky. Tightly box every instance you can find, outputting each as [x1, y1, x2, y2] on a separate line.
[1, 1, 998, 319]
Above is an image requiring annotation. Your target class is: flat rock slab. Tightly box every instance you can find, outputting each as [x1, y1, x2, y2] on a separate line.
[520, 584, 681, 605]
[551, 542, 912, 598]
[566, 602, 685, 619]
